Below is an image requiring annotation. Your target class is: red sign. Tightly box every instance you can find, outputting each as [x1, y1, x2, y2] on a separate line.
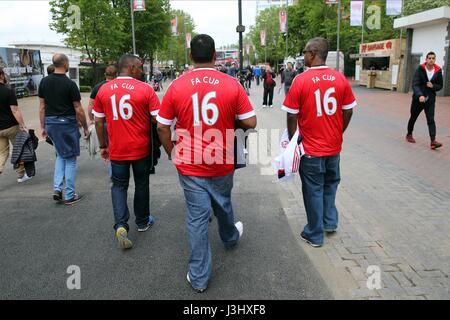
[361, 40, 393, 53]
[279, 10, 287, 33]
[186, 33, 191, 49]
[171, 16, 178, 35]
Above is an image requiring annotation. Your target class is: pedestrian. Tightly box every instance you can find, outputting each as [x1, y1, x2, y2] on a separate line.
[157, 34, 256, 293]
[281, 62, 296, 96]
[282, 37, 356, 247]
[253, 65, 261, 86]
[88, 65, 118, 125]
[245, 65, 253, 90]
[39, 54, 89, 204]
[227, 61, 238, 78]
[0, 67, 29, 182]
[93, 54, 160, 250]
[47, 64, 55, 76]
[262, 65, 276, 108]
[406, 51, 443, 149]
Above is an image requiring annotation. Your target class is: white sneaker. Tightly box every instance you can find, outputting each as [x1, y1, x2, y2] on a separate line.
[269, 105, 273, 108]
[235, 221, 243, 239]
[18, 174, 32, 183]
[262, 105, 267, 108]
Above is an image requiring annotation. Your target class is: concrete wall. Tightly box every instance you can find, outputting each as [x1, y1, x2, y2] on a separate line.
[411, 23, 447, 67]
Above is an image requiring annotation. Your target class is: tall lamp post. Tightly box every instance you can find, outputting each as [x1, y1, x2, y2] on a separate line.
[131, 0, 136, 55]
[237, 0, 245, 71]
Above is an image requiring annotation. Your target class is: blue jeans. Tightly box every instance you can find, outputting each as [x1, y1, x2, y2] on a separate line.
[54, 154, 77, 200]
[299, 154, 341, 245]
[110, 156, 153, 231]
[178, 172, 240, 290]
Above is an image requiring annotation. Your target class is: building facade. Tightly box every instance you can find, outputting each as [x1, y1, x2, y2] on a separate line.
[394, 6, 450, 96]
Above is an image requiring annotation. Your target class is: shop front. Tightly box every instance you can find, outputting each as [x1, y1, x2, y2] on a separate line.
[352, 38, 406, 92]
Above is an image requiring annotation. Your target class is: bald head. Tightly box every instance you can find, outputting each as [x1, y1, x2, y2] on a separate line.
[52, 54, 69, 68]
[306, 37, 329, 62]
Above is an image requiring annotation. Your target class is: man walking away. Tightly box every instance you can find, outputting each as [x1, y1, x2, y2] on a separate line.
[282, 37, 356, 247]
[39, 54, 89, 205]
[157, 34, 256, 293]
[93, 54, 160, 250]
[406, 51, 443, 150]
[0, 67, 29, 182]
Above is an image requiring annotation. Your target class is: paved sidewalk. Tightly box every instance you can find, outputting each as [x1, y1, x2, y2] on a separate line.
[254, 82, 450, 300]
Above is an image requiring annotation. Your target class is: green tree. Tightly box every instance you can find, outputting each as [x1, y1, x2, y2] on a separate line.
[111, 0, 172, 75]
[249, 6, 287, 69]
[49, 0, 127, 83]
[156, 10, 196, 71]
[404, 0, 450, 15]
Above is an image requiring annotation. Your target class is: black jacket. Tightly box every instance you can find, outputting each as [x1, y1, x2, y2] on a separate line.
[412, 63, 443, 103]
[11, 129, 38, 175]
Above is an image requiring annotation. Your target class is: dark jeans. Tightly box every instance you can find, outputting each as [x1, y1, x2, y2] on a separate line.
[407, 98, 436, 141]
[299, 154, 341, 245]
[256, 76, 260, 86]
[263, 86, 274, 106]
[111, 156, 152, 231]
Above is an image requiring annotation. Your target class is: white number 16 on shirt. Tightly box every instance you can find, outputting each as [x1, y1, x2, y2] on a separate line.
[192, 91, 219, 126]
[314, 87, 337, 117]
[110, 94, 133, 120]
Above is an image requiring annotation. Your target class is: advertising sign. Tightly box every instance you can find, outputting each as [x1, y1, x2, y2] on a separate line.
[260, 30, 266, 46]
[133, 0, 146, 11]
[0, 48, 43, 98]
[279, 10, 287, 33]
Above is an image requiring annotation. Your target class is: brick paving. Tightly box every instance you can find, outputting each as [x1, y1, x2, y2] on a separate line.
[268, 84, 450, 300]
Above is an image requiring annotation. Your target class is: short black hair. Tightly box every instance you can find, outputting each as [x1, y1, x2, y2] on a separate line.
[190, 34, 215, 63]
[118, 54, 140, 71]
[307, 37, 329, 61]
[426, 52, 436, 59]
[105, 65, 118, 78]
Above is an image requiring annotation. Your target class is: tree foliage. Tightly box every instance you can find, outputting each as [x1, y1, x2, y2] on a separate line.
[155, 9, 196, 70]
[404, 0, 450, 15]
[50, 0, 126, 67]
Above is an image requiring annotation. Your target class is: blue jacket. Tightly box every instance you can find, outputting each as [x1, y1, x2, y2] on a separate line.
[45, 116, 81, 158]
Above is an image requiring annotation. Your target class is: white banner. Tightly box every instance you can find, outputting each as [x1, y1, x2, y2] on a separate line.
[260, 30, 266, 47]
[386, 0, 402, 16]
[133, 0, 146, 11]
[246, 44, 250, 55]
[279, 10, 287, 33]
[171, 16, 178, 35]
[186, 33, 191, 48]
[350, 1, 363, 27]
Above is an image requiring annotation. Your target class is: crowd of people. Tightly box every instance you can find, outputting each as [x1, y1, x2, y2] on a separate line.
[0, 31, 444, 294]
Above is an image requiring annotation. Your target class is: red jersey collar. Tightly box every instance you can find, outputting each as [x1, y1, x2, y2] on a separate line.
[421, 63, 441, 73]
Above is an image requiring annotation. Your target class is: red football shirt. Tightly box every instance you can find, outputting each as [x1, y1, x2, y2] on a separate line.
[282, 66, 356, 156]
[93, 76, 160, 161]
[157, 68, 255, 177]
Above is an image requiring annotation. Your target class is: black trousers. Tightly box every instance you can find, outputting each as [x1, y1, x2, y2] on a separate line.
[263, 86, 274, 106]
[407, 98, 436, 141]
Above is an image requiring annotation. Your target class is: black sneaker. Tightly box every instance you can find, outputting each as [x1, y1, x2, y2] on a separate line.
[300, 232, 322, 247]
[65, 194, 84, 205]
[186, 273, 206, 293]
[53, 190, 63, 202]
[324, 228, 337, 234]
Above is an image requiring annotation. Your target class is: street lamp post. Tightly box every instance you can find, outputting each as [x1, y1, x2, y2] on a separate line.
[237, 0, 244, 71]
[130, 0, 136, 55]
[336, 0, 341, 72]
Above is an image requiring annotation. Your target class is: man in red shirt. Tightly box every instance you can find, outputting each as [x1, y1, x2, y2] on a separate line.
[93, 54, 160, 250]
[157, 34, 256, 292]
[282, 37, 356, 247]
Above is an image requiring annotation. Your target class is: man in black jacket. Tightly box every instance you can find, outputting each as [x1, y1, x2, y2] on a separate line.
[406, 52, 443, 149]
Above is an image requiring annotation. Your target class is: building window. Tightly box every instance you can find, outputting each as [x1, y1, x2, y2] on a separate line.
[362, 57, 390, 71]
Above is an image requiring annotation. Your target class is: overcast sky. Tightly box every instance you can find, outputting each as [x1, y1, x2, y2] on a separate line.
[0, 0, 257, 48]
